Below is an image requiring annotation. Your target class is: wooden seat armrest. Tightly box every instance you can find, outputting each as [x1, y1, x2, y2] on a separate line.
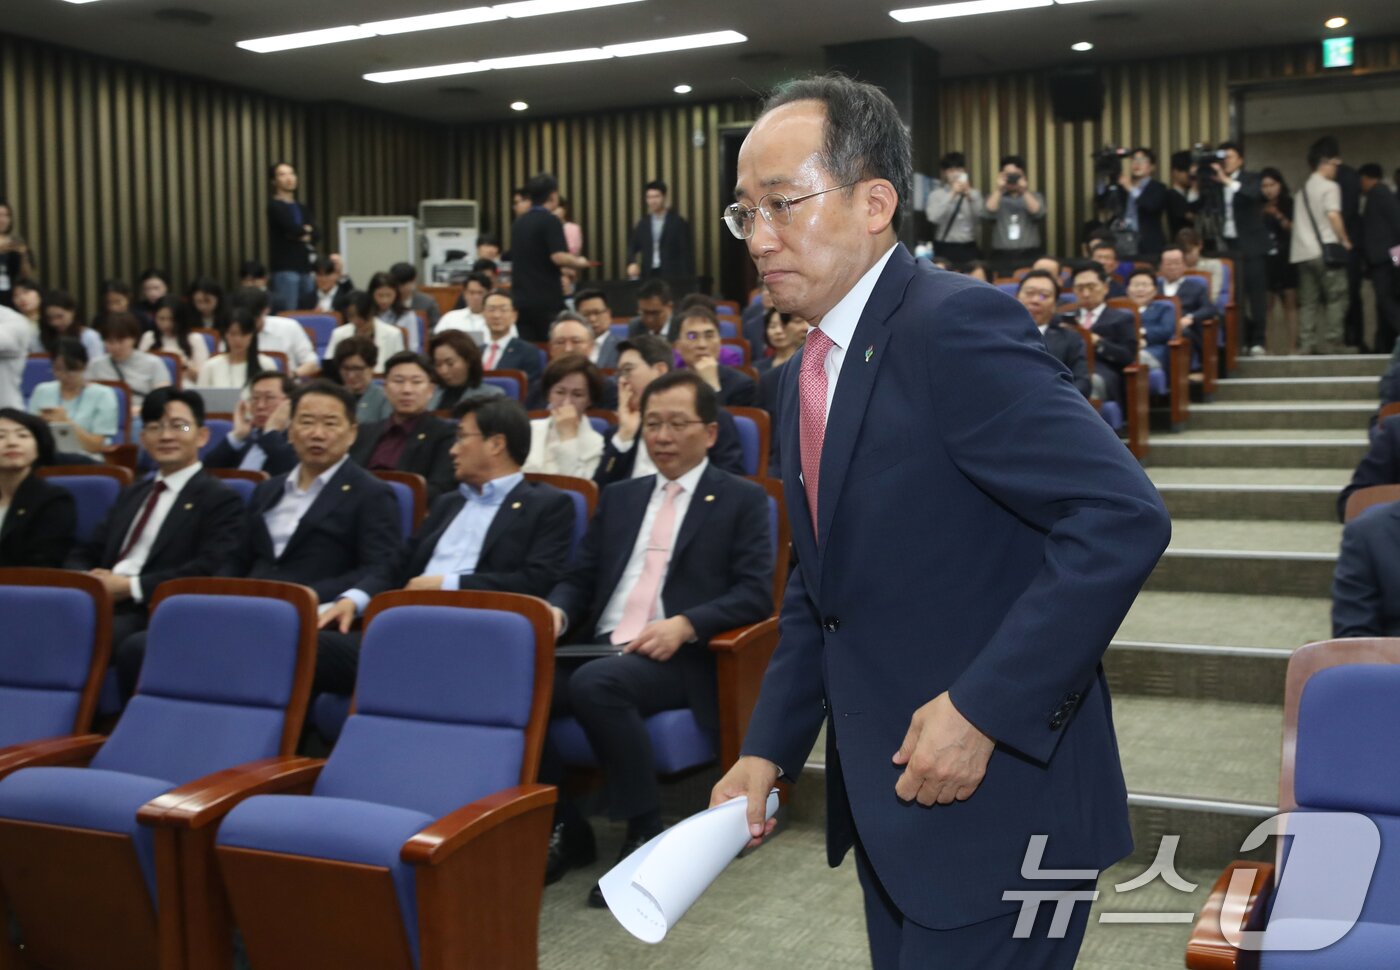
[136, 756, 325, 829]
[1185, 860, 1276, 970]
[0, 734, 106, 780]
[401, 783, 557, 867]
[707, 617, 779, 654]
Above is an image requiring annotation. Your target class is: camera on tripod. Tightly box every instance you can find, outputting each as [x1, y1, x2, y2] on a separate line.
[1093, 146, 1129, 179]
[1190, 144, 1227, 179]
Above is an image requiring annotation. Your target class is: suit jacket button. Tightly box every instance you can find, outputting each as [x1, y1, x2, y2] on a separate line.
[823, 617, 840, 633]
[1049, 716, 1064, 730]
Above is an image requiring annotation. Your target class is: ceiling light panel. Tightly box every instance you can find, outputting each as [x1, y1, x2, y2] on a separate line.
[890, 0, 1052, 22]
[604, 30, 747, 57]
[495, 0, 643, 17]
[362, 8, 505, 35]
[480, 47, 613, 69]
[365, 61, 489, 83]
[238, 25, 377, 53]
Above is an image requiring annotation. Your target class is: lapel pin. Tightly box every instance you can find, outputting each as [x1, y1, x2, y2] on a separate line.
[184, 503, 194, 510]
[704, 494, 715, 502]
[864, 345, 874, 363]
[511, 501, 522, 509]
[417, 432, 426, 440]
[341, 484, 351, 491]
[16, 508, 26, 516]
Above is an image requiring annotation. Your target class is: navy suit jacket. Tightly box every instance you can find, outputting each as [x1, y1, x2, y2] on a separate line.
[66, 469, 244, 600]
[1332, 500, 1400, 637]
[740, 244, 1170, 929]
[548, 463, 772, 728]
[0, 474, 75, 568]
[1337, 418, 1400, 521]
[715, 364, 756, 407]
[593, 408, 747, 485]
[1041, 322, 1091, 398]
[234, 460, 402, 604]
[626, 210, 695, 279]
[1162, 276, 1218, 322]
[490, 338, 543, 383]
[349, 414, 456, 501]
[360, 478, 575, 598]
[202, 428, 298, 476]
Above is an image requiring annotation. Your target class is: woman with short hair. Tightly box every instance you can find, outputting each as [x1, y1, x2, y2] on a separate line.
[522, 353, 606, 478]
[0, 407, 76, 567]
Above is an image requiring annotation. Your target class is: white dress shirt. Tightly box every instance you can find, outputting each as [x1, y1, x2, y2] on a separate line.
[263, 456, 348, 563]
[112, 461, 205, 603]
[1222, 176, 1240, 240]
[595, 458, 709, 639]
[1080, 303, 1105, 328]
[435, 309, 490, 346]
[259, 315, 318, 370]
[609, 428, 659, 479]
[808, 244, 899, 425]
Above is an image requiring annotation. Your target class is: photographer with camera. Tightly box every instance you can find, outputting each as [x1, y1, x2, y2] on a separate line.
[1167, 151, 1197, 240]
[983, 154, 1046, 275]
[925, 152, 983, 265]
[1201, 142, 1271, 356]
[1095, 147, 1169, 260]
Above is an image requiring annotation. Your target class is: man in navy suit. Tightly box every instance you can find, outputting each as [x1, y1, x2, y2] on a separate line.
[336, 397, 575, 609]
[711, 76, 1170, 968]
[1158, 246, 1218, 368]
[1067, 262, 1138, 408]
[625, 180, 695, 280]
[594, 335, 746, 484]
[674, 304, 756, 407]
[1336, 417, 1400, 521]
[546, 370, 772, 901]
[202, 373, 298, 476]
[232, 381, 403, 694]
[349, 351, 456, 501]
[575, 289, 624, 369]
[1017, 271, 1091, 399]
[479, 290, 543, 383]
[1332, 498, 1400, 637]
[81, 388, 246, 697]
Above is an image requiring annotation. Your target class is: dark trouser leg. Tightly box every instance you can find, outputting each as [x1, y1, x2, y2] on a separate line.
[1373, 264, 1400, 356]
[857, 832, 1093, 970]
[313, 631, 362, 696]
[1243, 253, 1270, 348]
[564, 653, 689, 821]
[111, 608, 150, 699]
[935, 241, 979, 265]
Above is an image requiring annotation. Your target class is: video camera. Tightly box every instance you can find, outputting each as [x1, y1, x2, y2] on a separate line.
[1190, 144, 1227, 179]
[1093, 145, 1130, 179]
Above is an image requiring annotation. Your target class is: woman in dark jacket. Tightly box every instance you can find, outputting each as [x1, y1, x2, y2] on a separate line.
[0, 408, 76, 567]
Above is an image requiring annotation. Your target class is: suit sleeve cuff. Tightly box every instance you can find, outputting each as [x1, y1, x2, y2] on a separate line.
[342, 589, 371, 615]
[226, 431, 246, 448]
[612, 433, 636, 453]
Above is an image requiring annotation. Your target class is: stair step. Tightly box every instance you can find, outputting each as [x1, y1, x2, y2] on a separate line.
[1106, 640, 1291, 704]
[1168, 519, 1341, 553]
[1187, 402, 1373, 431]
[1115, 590, 1331, 650]
[1213, 375, 1378, 402]
[1147, 548, 1335, 597]
[1147, 467, 1346, 486]
[1233, 354, 1388, 378]
[1156, 483, 1337, 521]
[1146, 437, 1368, 468]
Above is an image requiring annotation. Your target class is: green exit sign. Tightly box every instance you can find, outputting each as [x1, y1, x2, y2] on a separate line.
[1323, 36, 1355, 68]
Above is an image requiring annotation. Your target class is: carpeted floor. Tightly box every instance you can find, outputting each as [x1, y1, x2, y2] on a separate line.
[540, 819, 1217, 969]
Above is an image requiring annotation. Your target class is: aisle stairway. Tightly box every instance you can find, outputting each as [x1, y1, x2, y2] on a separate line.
[537, 354, 1386, 970]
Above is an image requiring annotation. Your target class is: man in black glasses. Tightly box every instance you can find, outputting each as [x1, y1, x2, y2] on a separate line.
[712, 74, 1169, 968]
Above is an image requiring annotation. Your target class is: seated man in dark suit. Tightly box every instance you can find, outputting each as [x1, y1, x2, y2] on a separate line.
[479, 290, 543, 383]
[574, 289, 623, 370]
[1066, 262, 1137, 407]
[322, 397, 575, 632]
[1017, 270, 1091, 398]
[202, 372, 297, 475]
[674, 304, 755, 407]
[349, 351, 456, 500]
[595, 335, 746, 484]
[1089, 240, 1129, 298]
[297, 255, 354, 314]
[625, 278, 675, 340]
[78, 388, 245, 696]
[1337, 417, 1400, 521]
[1332, 498, 1400, 637]
[545, 371, 773, 900]
[1158, 246, 1219, 368]
[233, 381, 403, 695]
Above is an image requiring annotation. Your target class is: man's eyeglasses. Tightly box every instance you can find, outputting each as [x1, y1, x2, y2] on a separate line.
[681, 329, 719, 343]
[643, 418, 707, 435]
[722, 181, 860, 240]
[143, 421, 192, 435]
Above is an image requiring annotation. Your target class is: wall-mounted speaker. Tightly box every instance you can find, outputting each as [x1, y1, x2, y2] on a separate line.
[1047, 69, 1104, 123]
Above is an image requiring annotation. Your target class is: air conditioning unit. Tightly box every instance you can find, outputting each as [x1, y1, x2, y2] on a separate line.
[419, 200, 480, 284]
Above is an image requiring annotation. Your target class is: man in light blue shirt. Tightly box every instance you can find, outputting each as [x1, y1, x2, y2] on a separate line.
[320, 396, 576, 631]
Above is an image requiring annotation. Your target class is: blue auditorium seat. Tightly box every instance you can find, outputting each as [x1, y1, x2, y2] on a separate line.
[22, 355, 53, 400]
[43, 470, 127, 545]
[0, 579, 317, 969]
[216, 591, 556, 970]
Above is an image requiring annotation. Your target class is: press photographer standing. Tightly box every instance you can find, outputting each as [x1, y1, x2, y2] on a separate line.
[1210, 142, 1271, 357]
[1096, 148, 1169, 260]
[925, 152, 983, 265]
[983, 155, 1046, 275]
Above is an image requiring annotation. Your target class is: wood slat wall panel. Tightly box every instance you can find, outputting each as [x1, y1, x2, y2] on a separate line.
[453, 99, 761, 287]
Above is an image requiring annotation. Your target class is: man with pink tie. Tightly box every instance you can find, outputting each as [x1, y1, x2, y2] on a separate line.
[543, 369, 773, 901]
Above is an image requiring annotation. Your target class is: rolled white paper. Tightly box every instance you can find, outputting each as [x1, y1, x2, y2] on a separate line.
[600, 790, 780, 943]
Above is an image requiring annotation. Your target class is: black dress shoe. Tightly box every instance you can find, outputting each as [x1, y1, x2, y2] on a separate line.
[545, 819, 596, 885]
[588, 827, 661, 908]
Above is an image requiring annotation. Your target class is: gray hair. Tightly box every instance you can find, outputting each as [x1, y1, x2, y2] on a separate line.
[549, 311, 593, 339]
[762, 73, 912, 232]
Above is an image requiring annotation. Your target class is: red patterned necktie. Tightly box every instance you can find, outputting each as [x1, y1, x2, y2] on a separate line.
[798, 328, 835, 535]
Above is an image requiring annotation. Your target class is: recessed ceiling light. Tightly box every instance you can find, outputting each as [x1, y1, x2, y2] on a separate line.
[511, 101, 530, 111]
[1071, 41, 1094, 52]
[674, 84, 693, 94]
[891, 0, 1051, 22]
[1325, 16, 1349, 29]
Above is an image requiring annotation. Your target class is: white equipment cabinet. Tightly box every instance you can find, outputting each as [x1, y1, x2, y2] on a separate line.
[337, 216, 416, 285]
